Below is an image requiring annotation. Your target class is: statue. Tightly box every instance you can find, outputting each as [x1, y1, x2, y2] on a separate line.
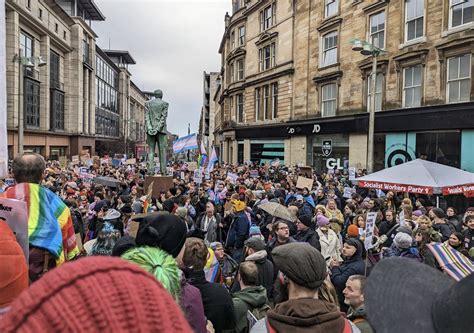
[145, 89, 168, 175]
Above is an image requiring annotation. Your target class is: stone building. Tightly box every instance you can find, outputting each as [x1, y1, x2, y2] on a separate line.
[200, 71, 220, 154]
[216, 0, 474, 172]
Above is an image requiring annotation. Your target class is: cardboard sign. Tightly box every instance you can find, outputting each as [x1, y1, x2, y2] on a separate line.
[144, 176, 174, 199]
[72, 155, 79, 165]
[126, 158, 136, 165]
[59, 156, 68, 168]
[364, 212, 377, 250]
[0, 198, 29, 263]
[128, 220, 140, 238]
[299, 166, 313, 178]
[188, 162, 198, 172]
[296, 176, 314, 190]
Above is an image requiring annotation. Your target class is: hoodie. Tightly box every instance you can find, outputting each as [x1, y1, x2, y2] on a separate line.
[232, 286, 269, 333]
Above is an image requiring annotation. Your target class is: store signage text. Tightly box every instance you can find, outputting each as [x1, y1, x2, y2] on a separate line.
[326, 158, 344, 170]
[287, 124, 321, 135]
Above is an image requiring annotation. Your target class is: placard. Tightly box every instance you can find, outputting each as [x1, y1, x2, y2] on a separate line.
[0, 198, 29, 263]
[144, 176, 173, 199]
[194, 168, 203, 184]
[250, 170, 259, 178]
[299, 166, 313, 178]
[125, 158, 136, 165]
[343, 187, 353, 199]
[128, 220, 140, 238]
[226, 172, 238, 184]
[296, 176, 314, 190]
[59, 156, 68, 168]
[188, 162, 198, 172]
[364, 212, 377, 250]
[349, 167, 356, 181]
[72, 155, 79, 165]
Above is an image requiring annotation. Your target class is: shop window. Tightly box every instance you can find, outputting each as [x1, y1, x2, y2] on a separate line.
[50, 147, 67, 160]
[405, 0, 424, 41]
[369, 11, 385, 49]
[416, 131, 461, 168]
[250, 142, 284, 165]
[321, 83, 337, 117]
[449, 0, 473, 29]
[447, 54, 471, 103]
[367, 73, 384, 111]
[25, 79, 40, 128]
[403, 65, 423, 108]
[321, 31, 338, 67]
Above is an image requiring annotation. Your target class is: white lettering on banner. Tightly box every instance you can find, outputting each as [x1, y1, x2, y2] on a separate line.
[288, 128, 295, 134]
[443, 184, 474, 195]
[312, 124, 321, 133]
[326, 158, 343, 170]
[359, 181, 432, 195]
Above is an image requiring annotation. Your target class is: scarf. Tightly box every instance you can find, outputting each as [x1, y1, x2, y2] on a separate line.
[1, 183, 79, 265]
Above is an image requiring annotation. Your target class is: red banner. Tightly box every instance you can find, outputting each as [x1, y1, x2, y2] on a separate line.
[442, 184, 474, 196]
[358, 181, 433, 195]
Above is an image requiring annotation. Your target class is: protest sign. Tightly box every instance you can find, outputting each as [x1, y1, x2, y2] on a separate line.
[250, 170, 259, 178]
[270, 158, 280, 167]
[125, 158, 136, 165]
[296, 176, 314, 190]
[188, 162, 198, 172]
[194, 168, 203, 184]
[0, 198, 29, 263]
[226, 172, 238, 184]
[364, 212, 377, 250]
[349, 167, 356, 181]
[72, 155, 79, 165]
[180, 171, 185, 179]
[299, 166, 313, 178]
[59, 156, 68, 169]
[343, 187, 353, 199]
[205, 170, 210, 180]
[93, 156, 100, 168]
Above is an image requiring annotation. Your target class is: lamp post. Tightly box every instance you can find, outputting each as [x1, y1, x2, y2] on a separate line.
[13, 51, 46, 156]
[350, 38, 386, 174]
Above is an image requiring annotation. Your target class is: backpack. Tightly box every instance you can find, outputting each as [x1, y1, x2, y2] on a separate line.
[251, 303, 271, 320]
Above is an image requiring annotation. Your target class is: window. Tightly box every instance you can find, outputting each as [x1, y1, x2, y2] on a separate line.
[447, 54, 471, 103]
[367, 73, 384, 111]
[238, 26, 246, 46]
[229, 62, 234, 83]
[403, 65, 422, 108]
[51, 90, 65, 130]
[231, 30, 235, 50]
[321, 83, 337, 117]
[259, 42, 276, 71]
[237, 58, 244, 80]
[83, 39, 90, 64]
[405, 0, 424, 41]
[25, 79, 40, 127]
[55, 23, 58, 33]
[325, 0, 338, 18]
[369, 12, 385, 49]
[19, 31, 33, 58]
[39, 9, 43, 20]
[449, 0, 474, 28]
[27, 0, 31, 9]
[321, 31, 338, 67]
[255, 83, 278, 121]
[50, 50, 60, 89]
[237, 94, 244, 123]
[260, 3, 276, 31]
[63, 31, 67, 39]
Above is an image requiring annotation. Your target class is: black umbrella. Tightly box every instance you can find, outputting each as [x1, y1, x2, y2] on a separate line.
[94, 176, 121, 188]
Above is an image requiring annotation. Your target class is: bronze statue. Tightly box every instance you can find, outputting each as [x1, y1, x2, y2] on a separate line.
[145, 89, 168, 175]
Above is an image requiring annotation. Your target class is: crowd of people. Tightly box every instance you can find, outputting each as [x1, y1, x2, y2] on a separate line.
[0, 152, 473, 332]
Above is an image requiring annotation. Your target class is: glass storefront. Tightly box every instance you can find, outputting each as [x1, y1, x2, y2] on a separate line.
[250, 141, 284, 165]
[49, 146, 67, 160]
[308, 134, 349, 171]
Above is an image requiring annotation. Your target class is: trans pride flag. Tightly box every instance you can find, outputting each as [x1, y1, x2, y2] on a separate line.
[207, 146, 218, 172]
[173, 133, 198, 154]
[198, 141, 208, 168]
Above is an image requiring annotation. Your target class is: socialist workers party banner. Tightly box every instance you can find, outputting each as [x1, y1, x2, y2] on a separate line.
[358, 180, 433, 195]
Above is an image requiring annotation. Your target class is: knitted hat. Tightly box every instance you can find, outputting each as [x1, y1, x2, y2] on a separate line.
[347, 224, 360, 237]
[298, 214, 312, 228]
[295, 195, 304, 201]
[244, 237, 266, 252]
[136, 212, 187, 258]
[272, 243, 327, 289]
[122, 246, 181, 300]
[249, 225, 262, 237]
[431, 208, 445, 219]
[394, 232, 413, 249]
[0, 220, 28, 308]
[0, 257, 192, 332]
[232, 200, 246, 212]
[316, 214, 330, 228]
[176, 206, 188, 219]
[413, 210, 423, 217]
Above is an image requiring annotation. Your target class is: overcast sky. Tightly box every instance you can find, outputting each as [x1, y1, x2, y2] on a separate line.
[91, 0, 231, 137]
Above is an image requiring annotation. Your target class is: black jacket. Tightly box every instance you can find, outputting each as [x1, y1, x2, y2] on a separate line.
[331, 255, 365, 312]
[293, 227, 321, 251]
[378, 220, 398, 247]
[189, 270, 236, 333]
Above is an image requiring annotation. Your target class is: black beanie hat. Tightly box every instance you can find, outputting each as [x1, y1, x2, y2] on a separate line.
[272, 243, 327, 289]
[298, 214, 313, 228]
[111, 236, 136, 257]
[136, 213, 187, 258]
[432, 208, 445, 219]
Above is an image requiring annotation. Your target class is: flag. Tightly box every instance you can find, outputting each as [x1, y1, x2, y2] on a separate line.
[207, 146, 218, 172]
[173, 133, 198, 154]
[199, 141, 208, 167]
[427, 243, 474, 281]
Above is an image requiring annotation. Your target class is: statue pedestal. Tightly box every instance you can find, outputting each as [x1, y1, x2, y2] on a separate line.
[144, 176, 173, 199]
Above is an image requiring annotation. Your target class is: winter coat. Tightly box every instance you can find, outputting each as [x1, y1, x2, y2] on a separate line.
[331, 254, 365, 311]
[226, 211, 250, 250]
[433, 222, 451, 242]
[179, 272, 207, 333]
[294, 227, 321, 251]
[447, 216, 462, 232]
[378, 220, 398, 247]
[462, 228, 474, 259]
[232, 286, 269, 333]
[347, 306, 374, 333]
[317, 228, 342, 264]
[326, 208, 344, 234]
[189, 270, 236, 333]
[250, 298, 353, 333]
[196, 212, 223, 244]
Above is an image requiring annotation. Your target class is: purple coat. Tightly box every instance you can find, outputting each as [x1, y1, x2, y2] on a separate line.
[180, 275, 207, 333]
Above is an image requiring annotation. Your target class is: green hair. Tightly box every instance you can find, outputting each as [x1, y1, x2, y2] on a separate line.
[122, 246, 181, 299]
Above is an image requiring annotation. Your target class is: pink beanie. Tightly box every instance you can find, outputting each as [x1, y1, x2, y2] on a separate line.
[317, 214, 330, 228]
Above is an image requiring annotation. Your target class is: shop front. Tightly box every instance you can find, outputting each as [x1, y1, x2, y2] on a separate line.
[250, 140, 285, 165]
[307, 134, 349, 170]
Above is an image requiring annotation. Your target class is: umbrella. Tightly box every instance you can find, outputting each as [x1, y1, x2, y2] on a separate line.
[94, 176, 121, 188]
[258, 201, 296, 222]
[357, 159, 474, 196]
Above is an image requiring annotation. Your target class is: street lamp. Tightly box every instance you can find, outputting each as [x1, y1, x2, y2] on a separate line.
[350, 38, 386, 174]
[12, 51, 46, 156]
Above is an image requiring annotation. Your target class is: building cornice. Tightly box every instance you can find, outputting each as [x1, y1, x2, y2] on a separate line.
[255, 31, 278, 46]
[363, 0, 390, 13]
[72, 17, 98, 38]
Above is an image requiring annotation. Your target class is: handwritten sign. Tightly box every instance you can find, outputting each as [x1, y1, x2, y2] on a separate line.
[250, 170, 259, 178]
[188, 162, 198, 172]
[296, 176, 314, 190]
[364, 212, 377, 250]
[128, 220, 140, 238]
[226, 172, 238, 184]
[125, 158, 136, 165]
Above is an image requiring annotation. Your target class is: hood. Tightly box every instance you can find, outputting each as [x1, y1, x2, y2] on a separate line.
[246, 250, 267, 262]
[268, 298, 344, 333]
[232, 285, 267, 308]
[348, 305, 367, 319]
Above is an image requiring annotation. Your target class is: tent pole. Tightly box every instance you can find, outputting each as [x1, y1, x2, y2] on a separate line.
[436, 196, 440, 208]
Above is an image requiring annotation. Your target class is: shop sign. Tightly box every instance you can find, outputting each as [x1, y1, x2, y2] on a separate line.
[326, 158, 344, 170]
[287, 124, 321, 135]
[322, 140, 332, 157]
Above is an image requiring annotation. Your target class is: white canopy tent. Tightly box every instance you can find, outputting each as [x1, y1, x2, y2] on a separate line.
[356, 159, 474, 197]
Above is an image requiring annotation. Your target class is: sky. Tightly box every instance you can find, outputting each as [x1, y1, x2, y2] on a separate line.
[91, 0, 231, 137]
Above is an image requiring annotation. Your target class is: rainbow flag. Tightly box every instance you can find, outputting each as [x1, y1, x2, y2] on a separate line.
[427, 243, 474, 281]
[1, 183, 79, 264]
[198, 141, 208, 168]
[204, 248, 223, 284]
